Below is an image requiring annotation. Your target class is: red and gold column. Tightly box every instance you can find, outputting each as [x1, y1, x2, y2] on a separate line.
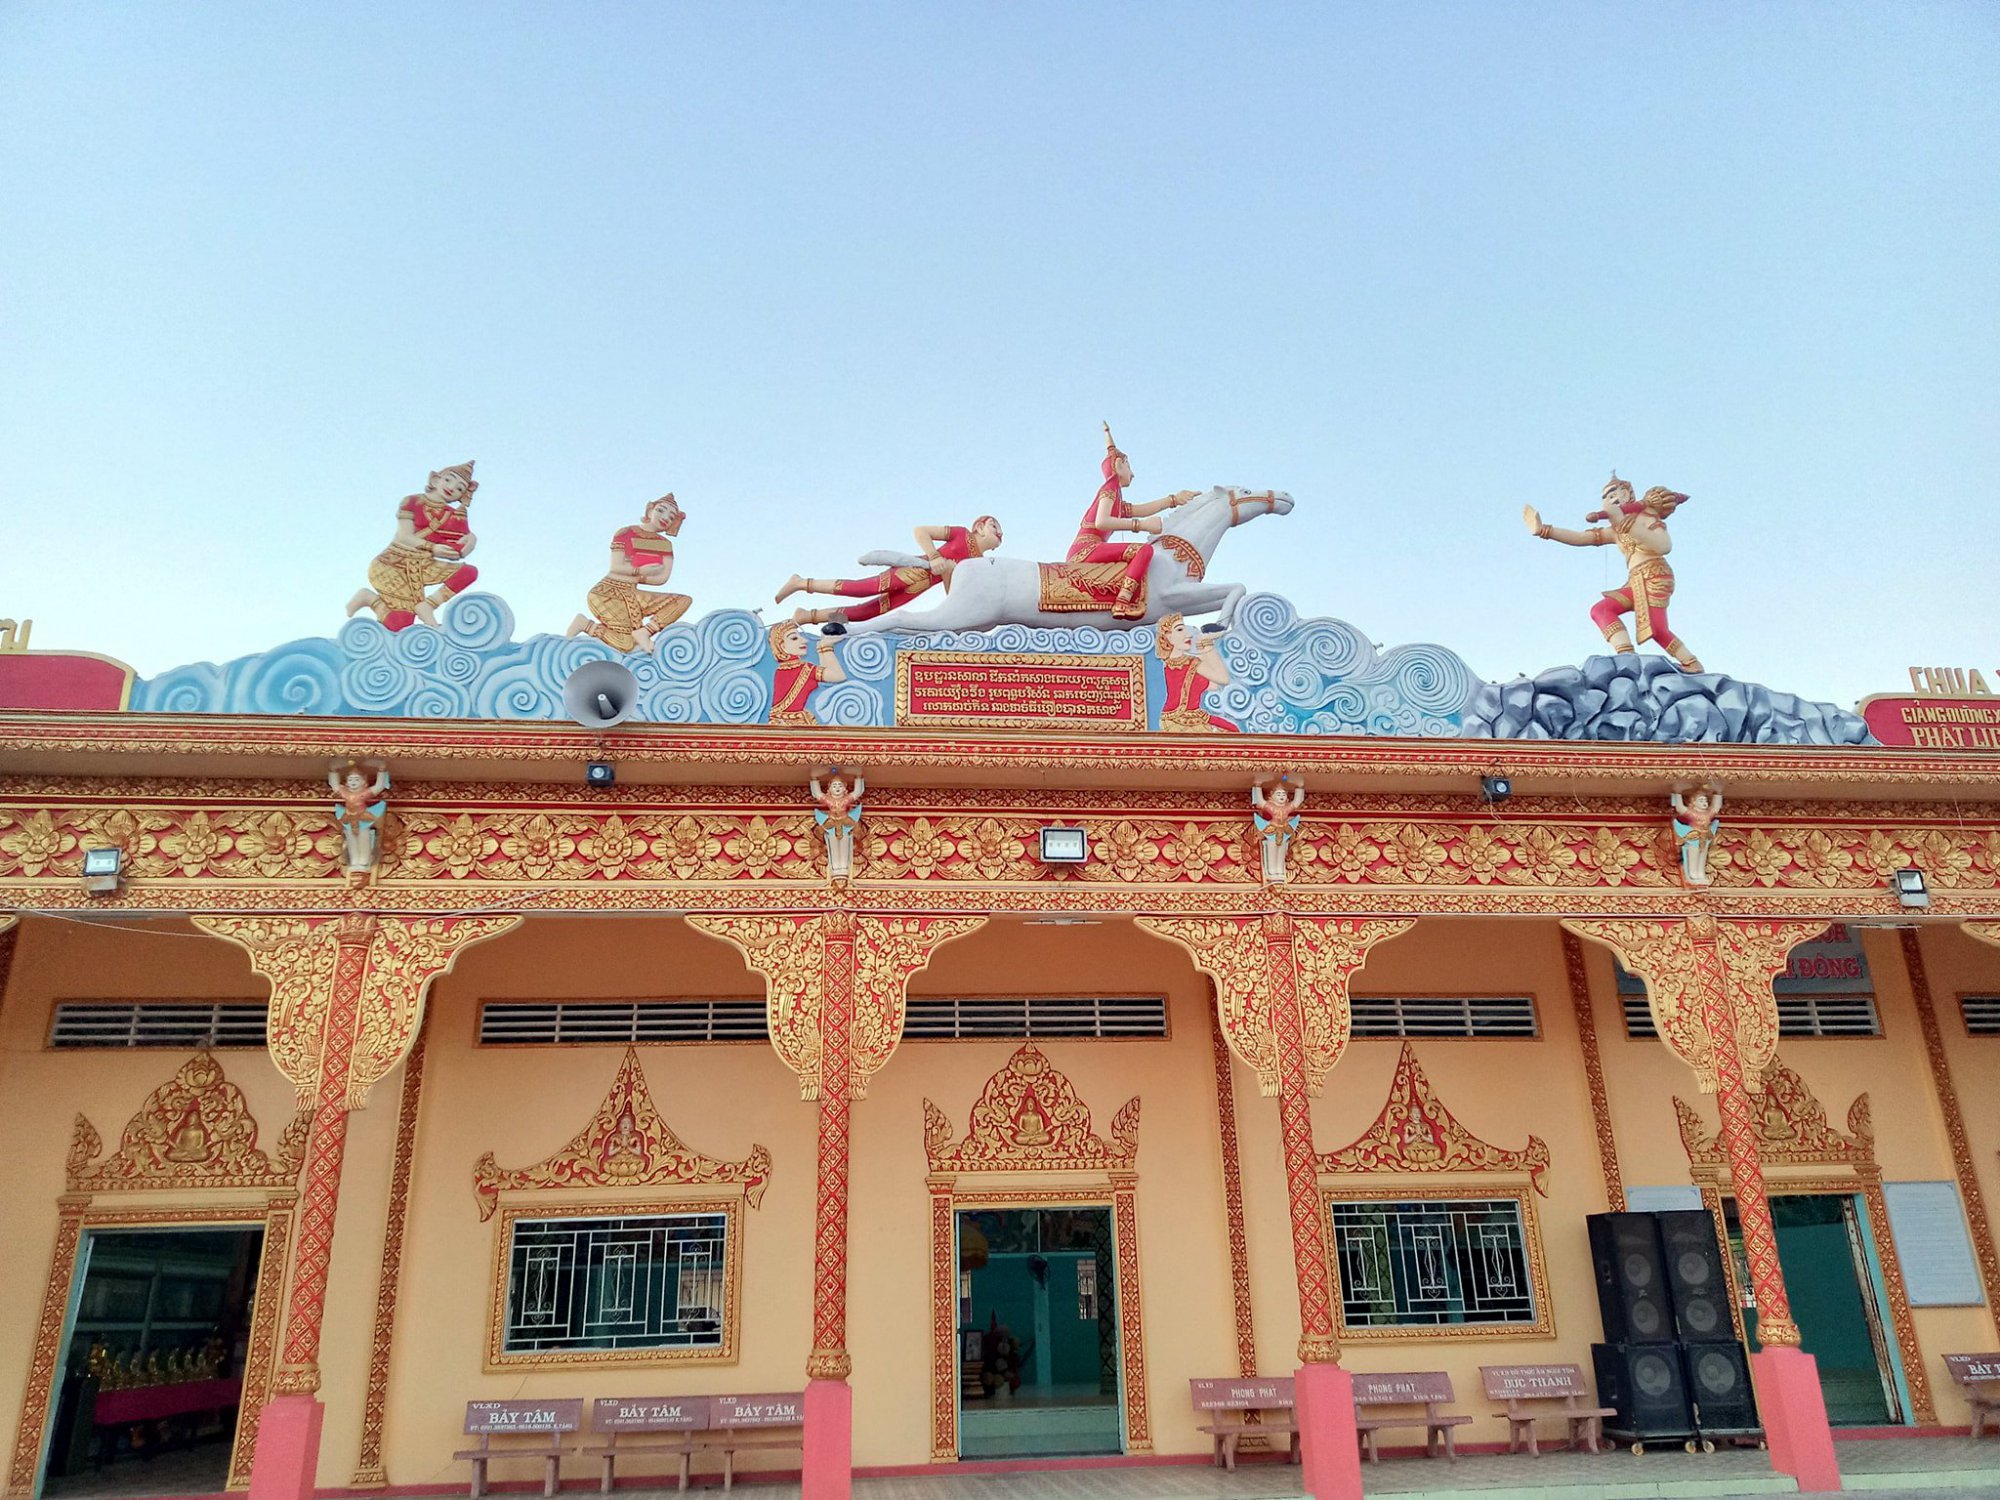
[1140, 913, 1410, 1500]
[196, 913, 518, 1500]
[692, 912, 982, 1500]
[1566, 914, 1838, 1492]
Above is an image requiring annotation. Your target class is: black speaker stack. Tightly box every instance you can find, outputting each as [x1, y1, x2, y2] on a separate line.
[1587, 1210, 1759, 1452]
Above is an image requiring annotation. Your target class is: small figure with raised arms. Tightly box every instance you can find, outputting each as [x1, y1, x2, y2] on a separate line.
[777, 516, 1003, 626]
[1524, 473, 1702, 672]
[329, 758, 391, 879]
[1067, 424, 1197, 620]
[1155, 613, 1238, 732]
[1671, 781, 1723, 887]
[811, 765, 866, 882]
[1250, 774, 1306, 885]
[768, 622, 847, 727]
[568, 494, 692, 653]
[347, 462, 480, 632]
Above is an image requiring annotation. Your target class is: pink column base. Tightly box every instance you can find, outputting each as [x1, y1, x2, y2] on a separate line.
[248, 1393, 324, 1500]
[803, 1379, 853, 1500]
[1752, 1346, 1841, 1493]
[1293, 1364, 1362, 1500]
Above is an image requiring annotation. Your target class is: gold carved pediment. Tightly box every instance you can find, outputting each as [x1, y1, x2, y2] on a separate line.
[1316, 1041, 1550, 1195]
[1675, 1055, 1872, 1170]
[924, 1044, 1138, 1174]
[67, 1051, 307, 1192]
[472, 1046, 772, 1220]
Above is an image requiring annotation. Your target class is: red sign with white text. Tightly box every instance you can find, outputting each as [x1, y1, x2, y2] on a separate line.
[1861, 696, 2000, 750]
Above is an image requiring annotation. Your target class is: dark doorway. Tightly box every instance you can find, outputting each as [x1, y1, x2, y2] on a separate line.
[956, 1206, 1120, 1458]
[1725, 1194, 1903, 1425]
[43, 1227, 265, 1498]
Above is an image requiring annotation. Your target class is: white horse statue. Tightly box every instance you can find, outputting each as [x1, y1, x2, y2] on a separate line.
[839, 486, 1292, 635]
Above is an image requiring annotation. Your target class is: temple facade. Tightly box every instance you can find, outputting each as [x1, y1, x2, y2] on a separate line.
[2, 474, 1999, 1500]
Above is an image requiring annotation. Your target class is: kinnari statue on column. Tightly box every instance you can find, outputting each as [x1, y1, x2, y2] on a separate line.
[776, 516, 1003, 627]
[1067, 424, 1197, 621]
[329, 758, 390, 879]
[1525, 474, 1703, 672]
[346, 462, 480, 631]
[1672, 781, 1723, 887]
[812, 765, 865, 882]
[1250, 774, 1305, 885]
[567, 494, 692, 653]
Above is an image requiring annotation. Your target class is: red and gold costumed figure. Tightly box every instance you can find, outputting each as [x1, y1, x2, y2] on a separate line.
[1525, 474, 1703, 672]
[1155, 613, 1238, 732]
[566, 494, 692, 653]
[346, 462, 481, 632]
[767, 622, 847, 727]
[1067, 424, 1197, 621]
[775, 517, 1003, 626]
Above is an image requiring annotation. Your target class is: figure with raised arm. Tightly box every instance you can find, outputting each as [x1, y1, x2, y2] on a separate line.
[768, 622, 847, 727]
[1524, 474, 1702, 672]
[1067, 424, 1197, 620]
[346, 462, 481, 631]
[811, 765, 866, 882]
[1155, 613, 1238, 732]
[567, 494, 692, 653]
[1250, 774, 1305, 885]
[329, 758, 391, 877]
[1671, 781, 1723, 887]
[777, 516, 1003, 626]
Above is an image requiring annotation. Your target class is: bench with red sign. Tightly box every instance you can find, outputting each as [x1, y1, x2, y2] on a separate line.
[580, 1397, 709, 1493]
[1350, 1370, 1471, 1462]
[1479, 1363, 1616, 1456]
[1944, 1354, 2000, 1438]
[1188, 1377, 1301, 1471]
[705, 1393, 804, 1491]
[454, 1399, 582, 1499]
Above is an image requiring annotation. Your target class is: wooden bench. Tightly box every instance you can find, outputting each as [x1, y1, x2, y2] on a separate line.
[1944, 1354, 2000, 1438]
[454, 1399, 582, 1499]
[1188, 1377, 1301, 1471]
[581, 1397, 709, 1493]
[705, 1392, 804, 1491]
[1480, 1363, 1616, 1456]
[1351, 1371, 1471, 1463]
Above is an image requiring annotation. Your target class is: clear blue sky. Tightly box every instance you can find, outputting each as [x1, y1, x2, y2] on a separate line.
[2, 4, 1994, 704]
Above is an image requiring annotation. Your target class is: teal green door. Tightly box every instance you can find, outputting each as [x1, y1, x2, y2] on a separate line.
[955, 1207, 1121, 1458]
[1733, 1194, 1900, 1425]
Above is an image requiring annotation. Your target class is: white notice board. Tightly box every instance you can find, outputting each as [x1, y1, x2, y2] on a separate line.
[1883, 1181, 1984, 1306]
[1624, 1184, 1704, 1213]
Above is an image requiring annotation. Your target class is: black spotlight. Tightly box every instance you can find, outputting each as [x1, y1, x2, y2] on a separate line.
[1481, 775, 1513, 803]
[586, 761, 616, 788]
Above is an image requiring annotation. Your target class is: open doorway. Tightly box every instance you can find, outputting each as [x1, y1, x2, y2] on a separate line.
[956, 1207, 1121, 1458]
[42, 1227, 265, 1498]
[1724, 1194, 1904, 1425]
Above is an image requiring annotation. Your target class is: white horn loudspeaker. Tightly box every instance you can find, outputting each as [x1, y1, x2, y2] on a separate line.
[562, 660, 639, 730]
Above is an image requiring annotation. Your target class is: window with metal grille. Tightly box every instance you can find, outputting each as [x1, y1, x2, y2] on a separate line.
[502, 1212, 728, 1355]
[50, 1002, 268, 1050]
[1329, 1198, 1537, 1329]
[902, 995, 1168, 1040]
[1350, 995, 1537, 1038]
[1962, 996, 2000, 1036]
[1622, 993, 1881, 1038]
[478, 1001, 769, 1045]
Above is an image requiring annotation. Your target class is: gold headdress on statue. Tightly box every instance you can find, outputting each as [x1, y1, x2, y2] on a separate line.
[1601, 470, 1634, 506]
[428, 460, 478, 500]
[1102, 422, 1125, 462]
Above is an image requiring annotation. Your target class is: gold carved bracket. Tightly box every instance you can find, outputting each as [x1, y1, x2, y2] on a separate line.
[1675, 1055, 1873, 1172]
[67, 1051, 307, 1193]
[193, 913, 520, 1109]
[1137, 914, 1412, 1095]
[472, 1046, 771, 1220]
[689, 912, 984, 1099]
[1317, 1040, 1551, 1195]
[1562, 915, 1826, 1092]
[924, 1044, 1138, 1175]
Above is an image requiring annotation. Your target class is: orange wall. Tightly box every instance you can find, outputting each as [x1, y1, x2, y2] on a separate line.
[3, 912, 1999, 1492]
